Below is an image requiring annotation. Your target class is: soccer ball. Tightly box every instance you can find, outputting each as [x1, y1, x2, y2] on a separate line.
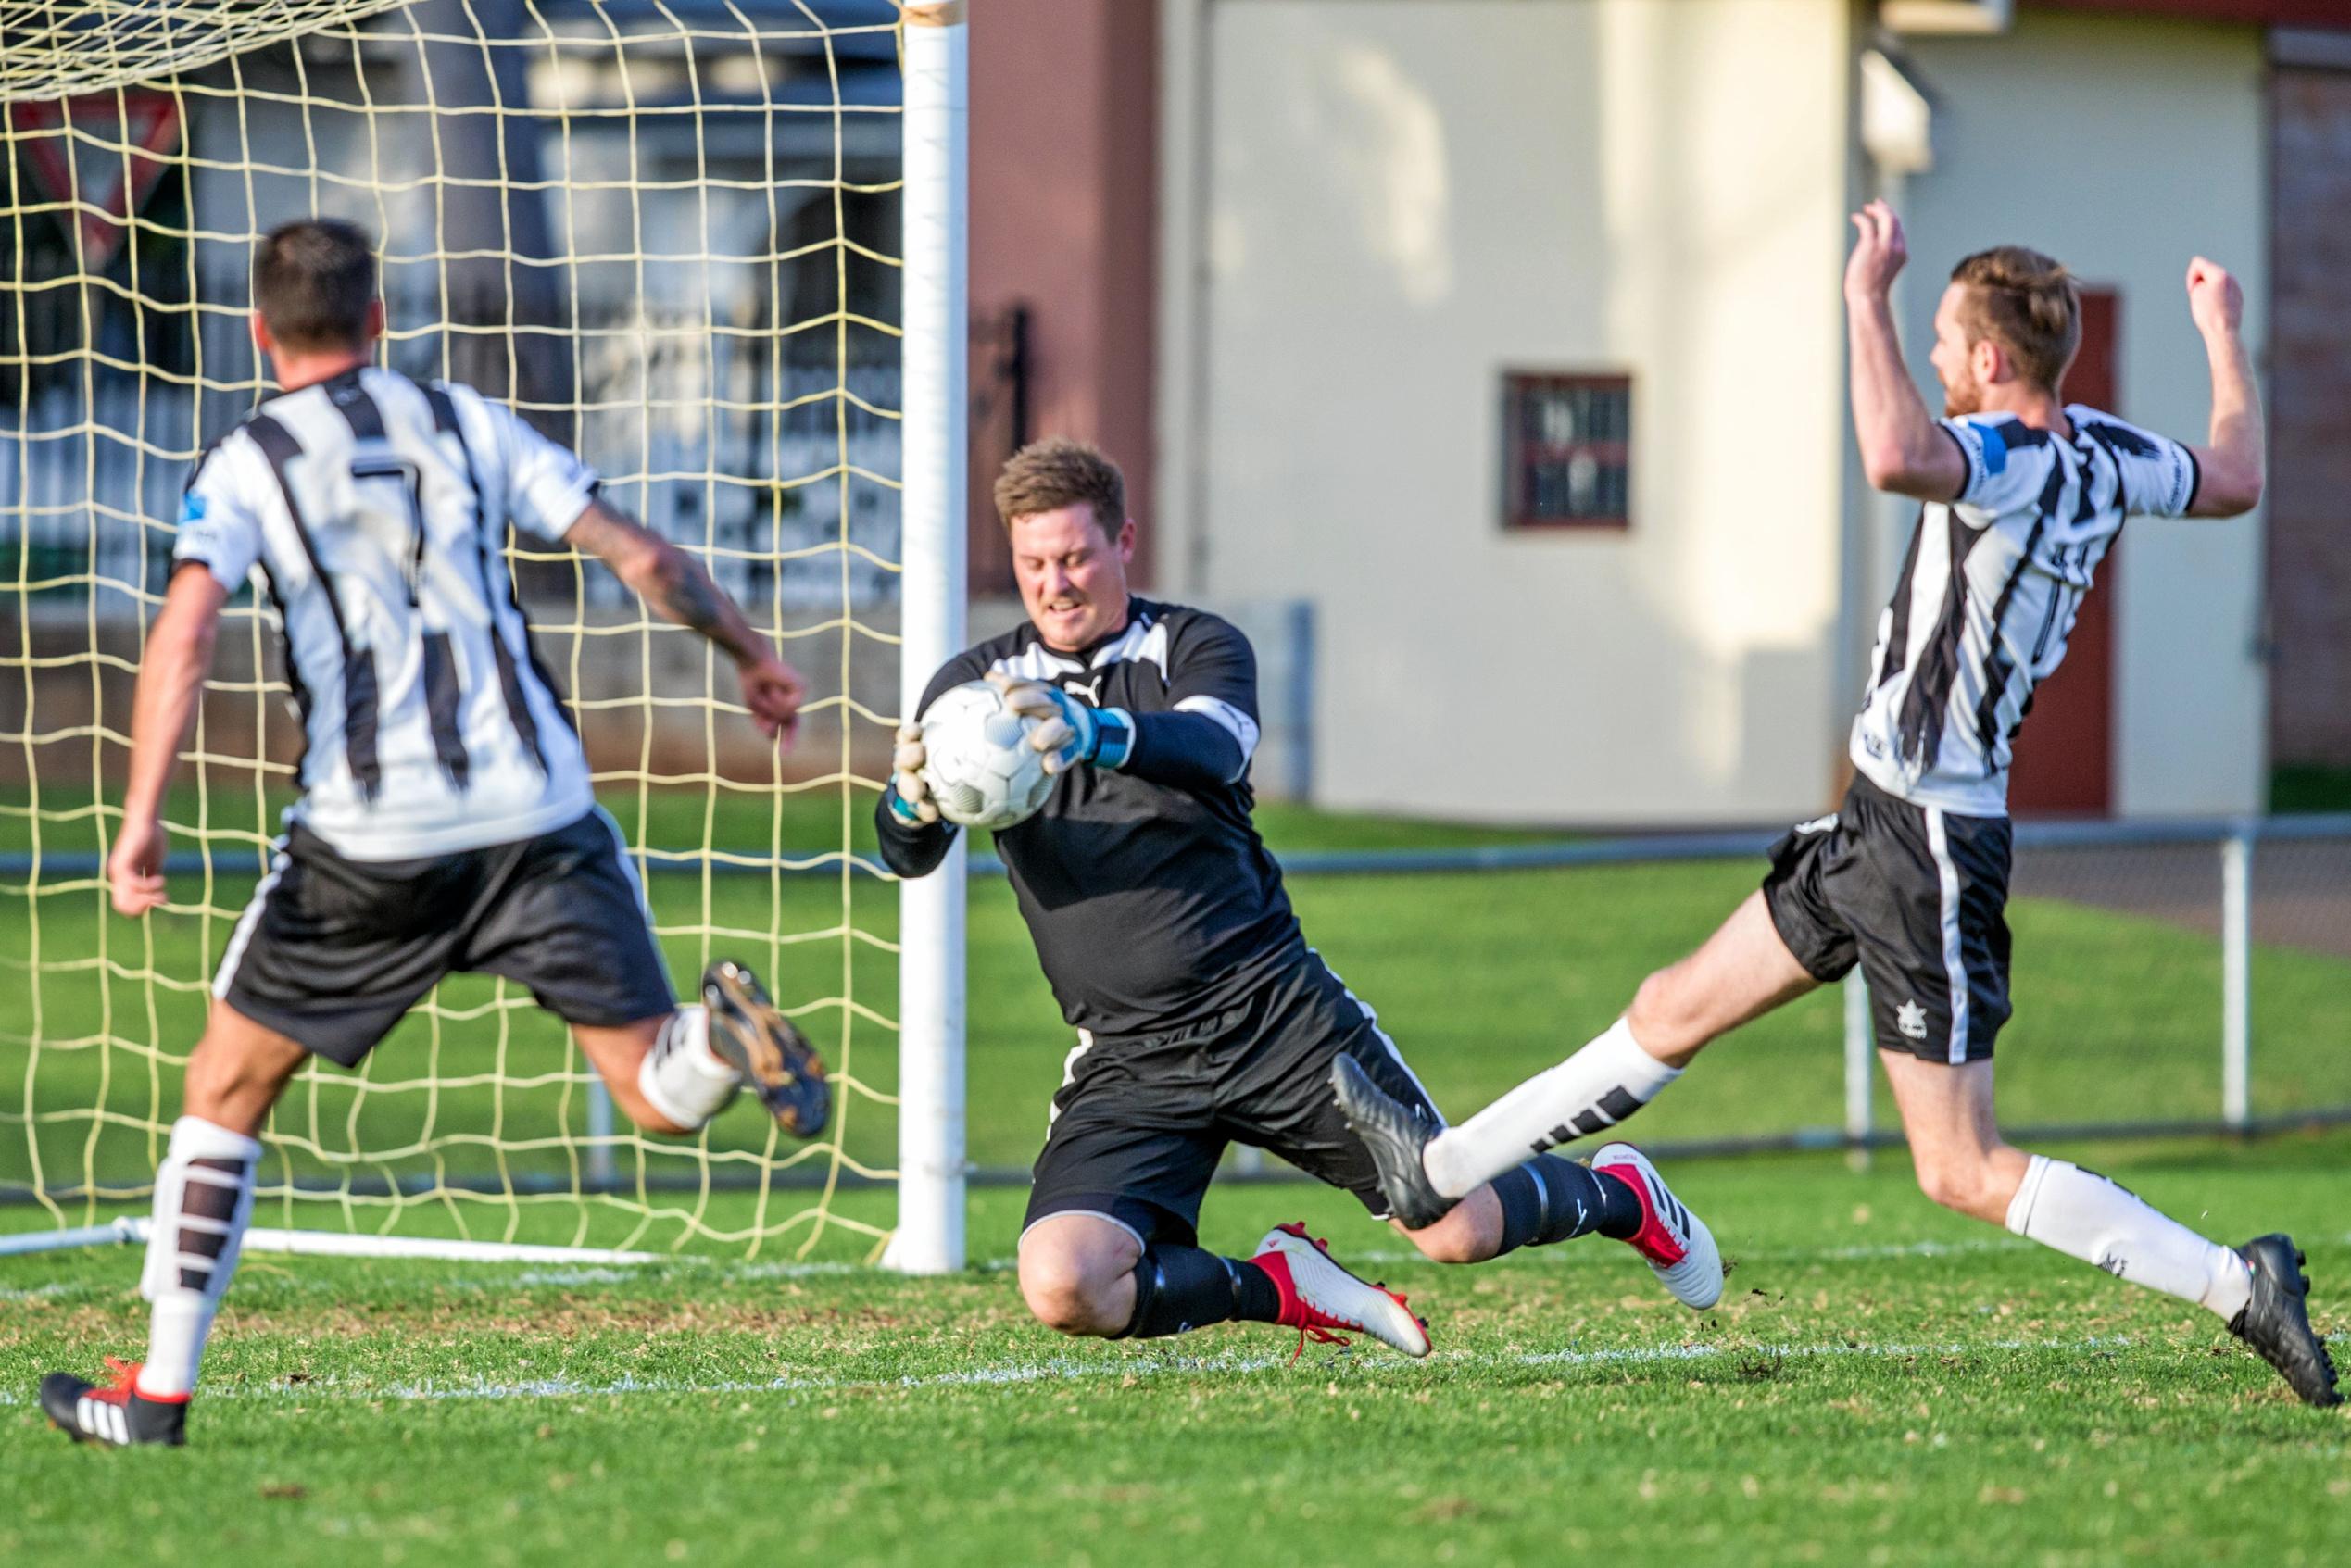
[918, 679, 1057, 831]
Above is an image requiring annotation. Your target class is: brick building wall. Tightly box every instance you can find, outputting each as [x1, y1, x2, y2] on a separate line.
[2269, 57, 2351, 768]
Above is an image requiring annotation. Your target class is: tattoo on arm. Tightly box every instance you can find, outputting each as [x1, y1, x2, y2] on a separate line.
[646, 544, 760, 662]
[572, 503, 757, 659]
[650, 550, 728, 636]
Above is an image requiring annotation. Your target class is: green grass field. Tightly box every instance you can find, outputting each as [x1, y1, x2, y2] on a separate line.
[2, 1147, 2345, 1566]
[4, 791, 2348, 1563]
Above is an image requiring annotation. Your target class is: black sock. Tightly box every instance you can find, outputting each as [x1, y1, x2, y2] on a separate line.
[1117, 1245, 1282, 1339]
[1490, 1155, 1645, 1255]
[1590, 1166, 1645, 1239]
[1231, 1260, 1281, 1322]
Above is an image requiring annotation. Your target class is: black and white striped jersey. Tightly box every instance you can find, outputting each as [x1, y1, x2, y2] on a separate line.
[173, 366, 597, 859]
[1850, 407, 2199, 817]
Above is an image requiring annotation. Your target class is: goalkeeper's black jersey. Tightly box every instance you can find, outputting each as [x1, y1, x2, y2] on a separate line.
[875, 598, 1308, 1036]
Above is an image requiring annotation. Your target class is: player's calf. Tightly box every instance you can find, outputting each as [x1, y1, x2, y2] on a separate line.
[1395, 1154, 1650, 1266]
[622, 1005, 745, 1133]
[1336, 1024, 1685, 1218]
[1398, 1196, 1497, 1264]
[1909, 1142, 2029, 1224]
[41, 1113, 260, 1446]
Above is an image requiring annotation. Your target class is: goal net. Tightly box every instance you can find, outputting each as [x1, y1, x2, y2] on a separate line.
[0, 0, 931, 1261]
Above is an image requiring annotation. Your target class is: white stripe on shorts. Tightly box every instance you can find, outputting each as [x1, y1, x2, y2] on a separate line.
[1923, 807, 1971, 1065]
[594, 806, 655, 922]
[1311, 949, 1445, 1128]
[1047, 1028, 1095, 1129]
[212, 840, 291, 999]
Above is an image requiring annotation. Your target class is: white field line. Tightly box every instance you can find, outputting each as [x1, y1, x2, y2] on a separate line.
[0, 1333, 2227, 1409]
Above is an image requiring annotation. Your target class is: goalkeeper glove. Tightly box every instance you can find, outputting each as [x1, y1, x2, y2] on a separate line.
[885, 723, 940, 825]
[986, 671, 1134, 775]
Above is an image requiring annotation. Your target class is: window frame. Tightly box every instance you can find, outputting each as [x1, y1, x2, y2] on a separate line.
[1500, 370, 1634, 533]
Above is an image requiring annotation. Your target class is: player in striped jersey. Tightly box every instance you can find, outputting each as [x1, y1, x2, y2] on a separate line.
[42, 220, 828, 1447]
[1339, 204, 2337, 1407]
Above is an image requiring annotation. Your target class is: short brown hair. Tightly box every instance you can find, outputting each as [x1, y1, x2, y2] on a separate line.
[993, 436, 1125, 533]
[1948, 245, 2080, 392]
[253, 219, 378, 353]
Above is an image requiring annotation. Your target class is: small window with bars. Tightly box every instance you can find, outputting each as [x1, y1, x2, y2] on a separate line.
[1502, 371, 1631, 531]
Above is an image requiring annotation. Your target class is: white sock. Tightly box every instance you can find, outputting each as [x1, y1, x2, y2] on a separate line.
[635, 1006, 737, 1130]
[2005, 1155, 2253, 1320]
[1422, 1018, 1683, 1198]
[138, 1115, 261, 1399]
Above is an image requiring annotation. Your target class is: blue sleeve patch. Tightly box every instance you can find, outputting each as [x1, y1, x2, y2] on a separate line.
[1976, 420, 2007, 477]
[179, 493, 207, 524]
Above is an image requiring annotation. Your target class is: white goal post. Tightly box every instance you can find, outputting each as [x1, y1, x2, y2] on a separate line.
[884, 1, 969, 1276]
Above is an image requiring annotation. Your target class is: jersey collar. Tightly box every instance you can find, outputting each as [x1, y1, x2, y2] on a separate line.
[1029, 597, 1151, 668]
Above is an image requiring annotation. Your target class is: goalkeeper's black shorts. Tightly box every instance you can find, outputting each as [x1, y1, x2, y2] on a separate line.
[1022, 951, 1443, 1248]
[214, 808, 676, 1067]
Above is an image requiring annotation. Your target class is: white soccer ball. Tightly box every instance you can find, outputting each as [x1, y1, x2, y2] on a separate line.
[918, 679, 1057, 831]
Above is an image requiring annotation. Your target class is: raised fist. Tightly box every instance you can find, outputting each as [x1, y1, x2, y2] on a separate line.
[2186, 257, 2242, 338]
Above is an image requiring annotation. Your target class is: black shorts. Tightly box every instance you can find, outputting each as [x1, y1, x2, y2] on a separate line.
[1024, 953, 1440, 1248]
[216, 809, 676, 1067]
[1761, 773, 2013, 1063]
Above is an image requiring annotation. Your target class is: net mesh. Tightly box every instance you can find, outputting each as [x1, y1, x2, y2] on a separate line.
[1, 0, 911, 1256]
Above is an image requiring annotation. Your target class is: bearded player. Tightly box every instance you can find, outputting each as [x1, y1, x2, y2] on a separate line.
[1337, 203, 2336, 1407]
[880, 438, 1724, 1360]
[42, 220, 829, 1447]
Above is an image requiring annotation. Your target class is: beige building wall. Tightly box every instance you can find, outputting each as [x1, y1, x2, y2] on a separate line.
[1180, 0, 1854, 823]
[1896, 12, 2270, 817]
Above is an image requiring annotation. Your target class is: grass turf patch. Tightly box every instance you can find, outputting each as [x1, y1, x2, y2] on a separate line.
[2, 1143, 2345, 1567]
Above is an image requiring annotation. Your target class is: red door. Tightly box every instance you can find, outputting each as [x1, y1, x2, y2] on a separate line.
[2006, 287, 2118, 816]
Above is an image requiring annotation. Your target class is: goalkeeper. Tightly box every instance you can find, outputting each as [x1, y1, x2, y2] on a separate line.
[42, 220, 827, 1448]
[880, 438, 1723, 1359]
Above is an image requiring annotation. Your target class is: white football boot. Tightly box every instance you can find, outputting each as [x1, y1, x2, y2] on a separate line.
[1590, 1143, 1723, 1311]
[1251, 1223, 1432, 1358]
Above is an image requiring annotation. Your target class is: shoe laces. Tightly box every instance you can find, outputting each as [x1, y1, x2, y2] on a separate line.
[1268, 1223, 1422, 1359]
[92, 1357, 142, 1405]
[1269, 1224, 1351, 1359]
[1289, 1322, 1348, 1362]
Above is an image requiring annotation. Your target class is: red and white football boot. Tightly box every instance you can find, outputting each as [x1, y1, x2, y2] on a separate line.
[1251, 1223, 1431, 1358]
[1590, 1143, 1724, 1310]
